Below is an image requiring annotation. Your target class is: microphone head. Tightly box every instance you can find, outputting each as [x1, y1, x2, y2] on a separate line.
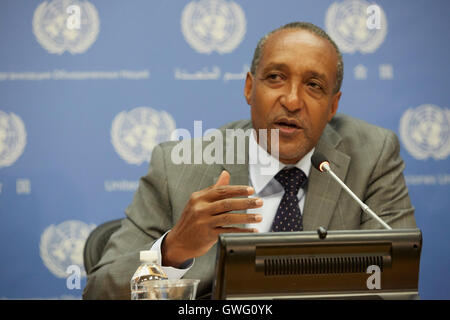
[311, 152, 329, 172]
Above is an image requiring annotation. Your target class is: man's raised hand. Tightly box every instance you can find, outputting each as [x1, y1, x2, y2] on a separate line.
[161, 170, 263, 268]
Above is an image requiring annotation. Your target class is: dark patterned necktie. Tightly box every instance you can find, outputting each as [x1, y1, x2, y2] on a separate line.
[271, 167, 308, 232]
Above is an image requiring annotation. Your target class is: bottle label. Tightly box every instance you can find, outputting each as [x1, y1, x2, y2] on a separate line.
[132, 264, 167, 282]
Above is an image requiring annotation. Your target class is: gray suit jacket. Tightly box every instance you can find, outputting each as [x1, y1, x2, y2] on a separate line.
[83, 114, 416, 299]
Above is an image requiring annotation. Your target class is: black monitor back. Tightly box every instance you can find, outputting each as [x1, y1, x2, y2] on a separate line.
[212, 228, 422, 299]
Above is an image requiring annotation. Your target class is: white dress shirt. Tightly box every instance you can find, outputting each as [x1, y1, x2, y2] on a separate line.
[151, 131, 313, 278]
[246, 131, 313, 232]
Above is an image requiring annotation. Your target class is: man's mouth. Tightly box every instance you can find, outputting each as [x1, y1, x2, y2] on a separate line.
[273, 118, 302, 134]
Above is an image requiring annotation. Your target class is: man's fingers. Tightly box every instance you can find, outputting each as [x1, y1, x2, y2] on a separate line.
[211, 197, 263, 214]
[215, 227, 259, 234]
[204, 185, 254, 201]
[214, 170, 230, 187]
[213, 170, 255, 198]
[212, 213, 262, 227]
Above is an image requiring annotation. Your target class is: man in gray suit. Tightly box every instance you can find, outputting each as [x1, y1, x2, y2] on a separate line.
[83, 22, 416, 299]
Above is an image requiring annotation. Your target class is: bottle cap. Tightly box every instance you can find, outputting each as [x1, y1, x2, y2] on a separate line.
[140, 250, 158, 263]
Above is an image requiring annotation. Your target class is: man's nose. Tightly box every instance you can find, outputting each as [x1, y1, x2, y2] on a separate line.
[280, 83, 304, 112]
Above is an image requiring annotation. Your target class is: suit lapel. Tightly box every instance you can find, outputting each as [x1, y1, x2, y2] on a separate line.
[207, 119, 351, 231]
[220, 120, 252, 187]
[302, 124, 351, 231]
[220, 123, 251, 227]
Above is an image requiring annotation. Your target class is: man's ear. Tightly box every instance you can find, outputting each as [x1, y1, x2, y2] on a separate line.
[244, 72, 253, 105]
[328, 91, 341, 122]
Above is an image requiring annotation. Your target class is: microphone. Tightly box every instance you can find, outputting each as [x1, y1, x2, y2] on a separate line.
[311, 152, 392, 230]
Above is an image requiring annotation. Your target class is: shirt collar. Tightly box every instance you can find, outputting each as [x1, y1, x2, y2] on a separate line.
[249, 130, 314, 194]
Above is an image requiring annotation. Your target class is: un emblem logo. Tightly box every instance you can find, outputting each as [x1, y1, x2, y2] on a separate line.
[32, 0, 100, 54]
[400, 104, 450, 160]
[111, 107, 176, 165]
[40, 220, 96, 278]
[325, 0, 387, 54]
[181, 0, 246, 54]
[0, 111, 27, 168]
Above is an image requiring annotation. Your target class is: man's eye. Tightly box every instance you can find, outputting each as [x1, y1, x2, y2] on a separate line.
[308, 82, 322, 90]
[265, 73, 284, 82]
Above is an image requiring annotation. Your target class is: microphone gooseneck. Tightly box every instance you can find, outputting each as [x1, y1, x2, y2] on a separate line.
[311, 152, 392, 230]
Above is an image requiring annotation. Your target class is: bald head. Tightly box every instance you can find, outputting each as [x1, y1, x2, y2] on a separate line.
[250, 22, 344, 94]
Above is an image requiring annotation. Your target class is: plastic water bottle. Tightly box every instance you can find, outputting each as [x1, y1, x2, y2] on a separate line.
[130, 250, 168, 300]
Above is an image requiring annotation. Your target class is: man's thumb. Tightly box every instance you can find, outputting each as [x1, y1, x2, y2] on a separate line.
[215, 170, 230, 186]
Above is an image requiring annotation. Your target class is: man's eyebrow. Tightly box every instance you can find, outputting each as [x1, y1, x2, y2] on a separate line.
[260, 63, 288, 73]
[305, 70, 328, 82]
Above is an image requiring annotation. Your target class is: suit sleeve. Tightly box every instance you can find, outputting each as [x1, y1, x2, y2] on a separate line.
[360, 130, 417, 229]
[82, 144, 173, 299]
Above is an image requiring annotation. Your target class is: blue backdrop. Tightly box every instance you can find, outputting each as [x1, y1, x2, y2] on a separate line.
[0, 0, 449, 299]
